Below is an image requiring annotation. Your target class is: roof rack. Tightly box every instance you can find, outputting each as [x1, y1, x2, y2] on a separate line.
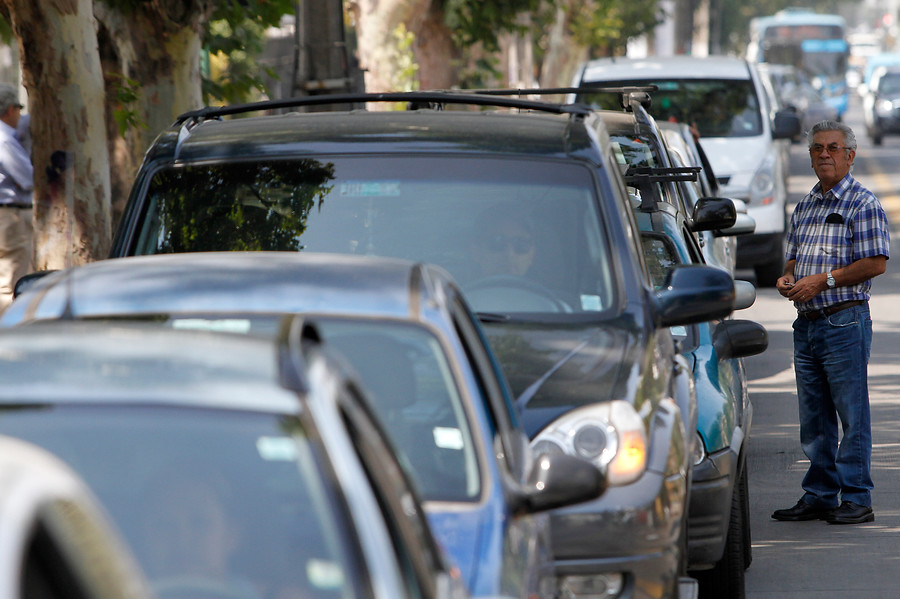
[174, 90, 594, 126]
[624, 166, 701, 184]
[625, 166, 701, 212]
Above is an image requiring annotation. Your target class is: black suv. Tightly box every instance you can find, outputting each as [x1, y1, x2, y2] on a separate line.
[110, 91, 737, 599]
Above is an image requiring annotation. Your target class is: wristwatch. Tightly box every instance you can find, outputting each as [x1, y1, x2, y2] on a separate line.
[826, 272, 836, 288]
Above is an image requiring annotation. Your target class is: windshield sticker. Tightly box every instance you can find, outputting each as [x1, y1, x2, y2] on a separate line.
[307, 559, 344, 590]
[339, 181, 401, 197]
[580, 295, 603, 311]
[256, 436, 298, 461]
[433, 427, 464, 450]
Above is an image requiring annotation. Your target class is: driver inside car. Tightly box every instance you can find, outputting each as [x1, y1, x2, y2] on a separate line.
[471, 206, 536, 278]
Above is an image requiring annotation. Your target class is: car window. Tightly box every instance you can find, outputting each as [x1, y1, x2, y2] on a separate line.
[639, 232, 693, 347]
[0, 406, 366, 599]
[132, 156, 615, 317]
[315, 318, 481, 502]
[580, 79, 763, 138]
[879, 73, 900, 94]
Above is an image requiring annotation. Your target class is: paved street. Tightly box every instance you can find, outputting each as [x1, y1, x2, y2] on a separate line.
[742, 95, 900, 598]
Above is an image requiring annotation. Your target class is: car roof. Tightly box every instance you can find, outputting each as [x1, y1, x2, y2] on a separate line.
[0, 319, 301, 410]
[145, 108, 603, 165]
[579, 55, 753, 82]
[6, 252, 456, 325]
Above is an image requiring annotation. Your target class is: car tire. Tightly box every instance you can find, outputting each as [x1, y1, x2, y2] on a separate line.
[873, 132, 883, 146]
[692, 466, 748, 599]
[738, 465, 752, 570]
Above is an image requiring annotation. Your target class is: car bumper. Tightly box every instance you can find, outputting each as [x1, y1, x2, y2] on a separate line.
[735, 231, 784, 268]
[548, 405, 687, 599]
[686, 446, 738, 569]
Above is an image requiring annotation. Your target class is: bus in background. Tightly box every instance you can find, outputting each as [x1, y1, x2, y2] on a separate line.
[747, 8, 850, 119]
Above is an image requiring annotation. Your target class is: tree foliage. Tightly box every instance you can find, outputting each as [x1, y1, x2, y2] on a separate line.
[444, 0, 544, 51]
[569, 0, 664, 57]
[203, 0, 296, 104]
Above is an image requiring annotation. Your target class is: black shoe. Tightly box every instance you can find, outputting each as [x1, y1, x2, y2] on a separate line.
[771, 499, 834, 521]
[826, 501, 874, 525]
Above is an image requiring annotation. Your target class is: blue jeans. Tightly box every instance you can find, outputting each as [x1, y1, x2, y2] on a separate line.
[793, 303, 873, 508]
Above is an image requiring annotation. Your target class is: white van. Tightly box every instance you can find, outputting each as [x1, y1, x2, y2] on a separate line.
[571, 56, 800, 285]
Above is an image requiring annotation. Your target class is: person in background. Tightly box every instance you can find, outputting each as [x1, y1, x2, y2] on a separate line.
[0, 83, 32, 309]
[772, 120, 890, 525]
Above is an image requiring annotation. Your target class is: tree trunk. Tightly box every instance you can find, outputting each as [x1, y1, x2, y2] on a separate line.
[353, 0, 458, 96]
[94, 2, 209, 229]
[540, 5, 589, 89]
[1, 0, 112, 268]
[405, 0, 457, 90]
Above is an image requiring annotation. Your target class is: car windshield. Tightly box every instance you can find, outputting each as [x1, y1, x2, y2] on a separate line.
[879, 73, 900, 94]
[315, 318, 481, 502]
[0, 406, 365, 599]
[132, 156, 615, 317]
[579, 79, 762, 138]
[78, 315, 483, 502]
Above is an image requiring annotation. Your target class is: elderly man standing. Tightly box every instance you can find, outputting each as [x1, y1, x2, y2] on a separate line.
[0, 83, 33, 309]
[772, 121, 890, 525]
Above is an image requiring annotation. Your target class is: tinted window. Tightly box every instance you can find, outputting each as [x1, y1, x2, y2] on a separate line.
[0, 406, 365, 599]
[133, 157, 615, 316]
[581, 79, 763, 138]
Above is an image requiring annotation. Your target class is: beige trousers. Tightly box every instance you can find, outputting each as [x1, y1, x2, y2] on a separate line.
[0, 207, 33, 309]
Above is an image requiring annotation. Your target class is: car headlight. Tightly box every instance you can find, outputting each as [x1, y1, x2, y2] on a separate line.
[531, 400, 647, 486]
[748, 152, 776, 206]
[692, 431, 707, 467]
[877, 99, 894, 114]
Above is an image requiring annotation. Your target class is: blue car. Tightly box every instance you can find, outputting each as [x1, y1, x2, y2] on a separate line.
[3, 251, 605, 599]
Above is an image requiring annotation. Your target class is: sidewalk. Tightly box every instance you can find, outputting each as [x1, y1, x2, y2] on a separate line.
[741, 267, 900, 598]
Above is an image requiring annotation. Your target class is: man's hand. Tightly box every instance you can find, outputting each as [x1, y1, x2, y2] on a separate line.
[776, 274, 796, 298]
[785, 273, 827, 303]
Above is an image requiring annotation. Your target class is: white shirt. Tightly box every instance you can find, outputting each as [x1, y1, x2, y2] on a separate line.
[0, 119, 33, 205]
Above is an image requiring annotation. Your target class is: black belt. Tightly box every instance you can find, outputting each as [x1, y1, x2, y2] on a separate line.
[798, 300, 865, 321]
[0, 202, 32, 209]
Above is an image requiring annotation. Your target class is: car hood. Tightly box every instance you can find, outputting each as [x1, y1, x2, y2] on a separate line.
[698, 135, 770, 193]
[482, 319, 644, 438]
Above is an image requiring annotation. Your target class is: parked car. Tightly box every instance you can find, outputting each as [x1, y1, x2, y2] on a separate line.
[571, 56, 801, 286]
[2, 251, 607, 599]
[656, 120, 756, 277]
[862, 65, 900, 145]
[100, 90, 740, 599]
[0, 318, 475, 599]
[600, 100, 768, 597]
[0, 434, 152, 599]
[755, 63, 838, 141]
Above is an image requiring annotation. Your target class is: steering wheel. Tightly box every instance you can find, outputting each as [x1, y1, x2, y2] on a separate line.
[152, 576, 261, 599]
[464, 275, 573, 313]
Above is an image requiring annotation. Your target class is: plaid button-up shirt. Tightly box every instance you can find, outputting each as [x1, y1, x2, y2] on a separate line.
[785, 173, 890, 312]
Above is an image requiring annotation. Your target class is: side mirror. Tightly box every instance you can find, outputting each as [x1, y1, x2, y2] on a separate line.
[733, 280, 757, 310]
[712, 319, 768, 359]
[772, 109, 802, 140]
[655, 265, 735, 327]
[690, 197, 736, 232]
[520, 453, 606, 513]
[714, 212, 756, 237]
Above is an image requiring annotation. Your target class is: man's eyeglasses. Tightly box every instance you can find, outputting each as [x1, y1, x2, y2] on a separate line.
[485, 234, 534, 255]
[809, 143, 852, 155]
